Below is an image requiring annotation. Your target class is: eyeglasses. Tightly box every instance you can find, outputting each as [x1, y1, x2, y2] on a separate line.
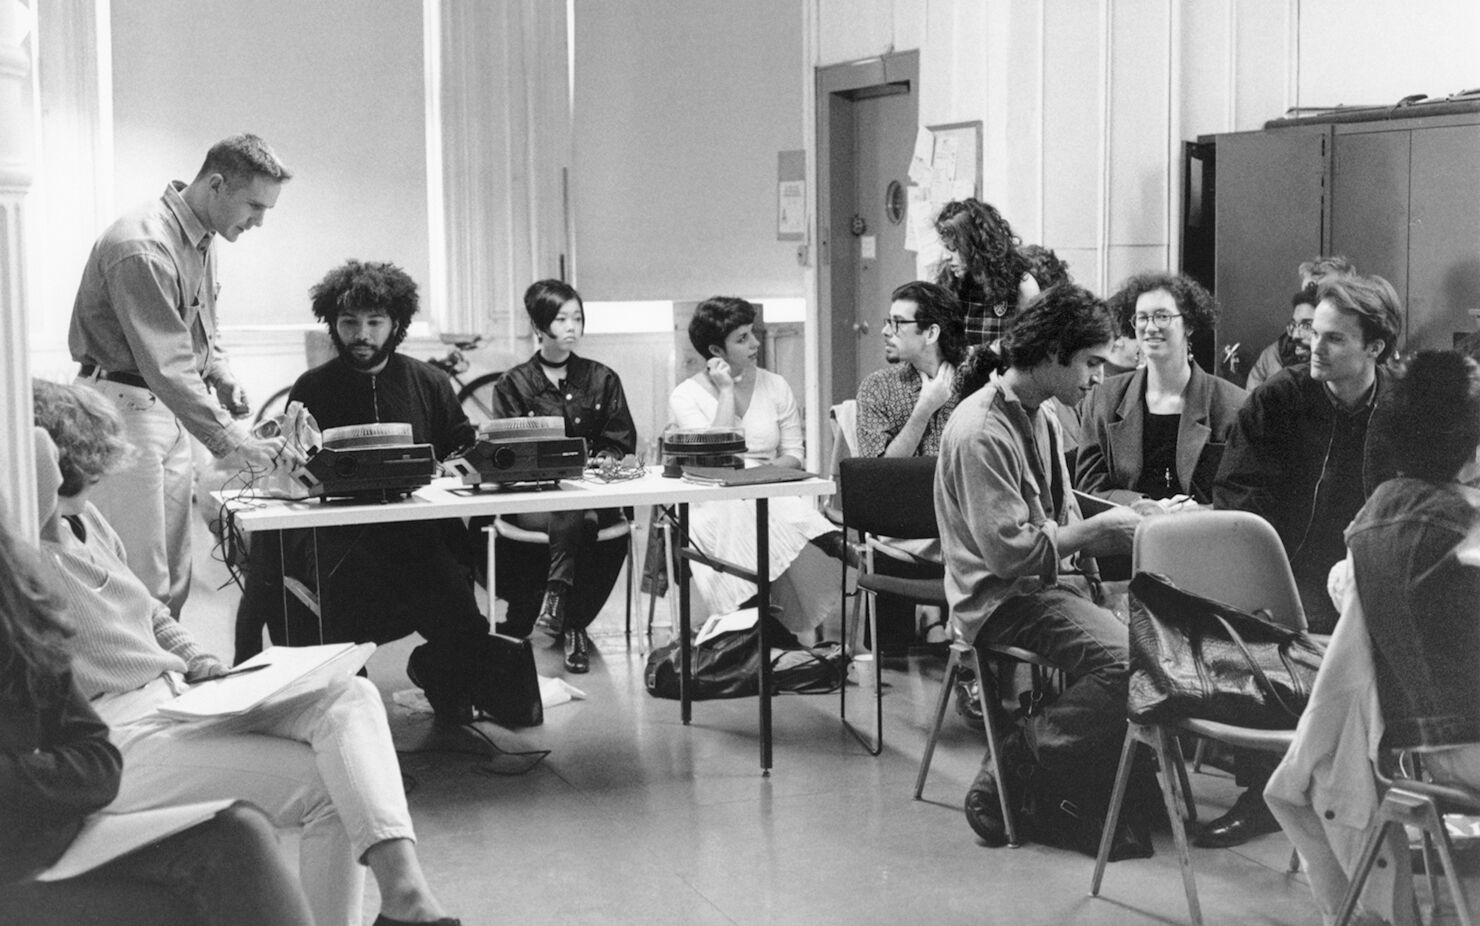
[1132, 310, 1183, 329]
[1290, 319, 1314, 333]
[883, 316, 925, 333]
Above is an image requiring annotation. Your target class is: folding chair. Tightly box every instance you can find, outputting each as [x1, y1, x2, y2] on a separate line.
[1091, 510, 1305, 926]
[1335, 756, 1480, 926]
[837, 456, 942, 755]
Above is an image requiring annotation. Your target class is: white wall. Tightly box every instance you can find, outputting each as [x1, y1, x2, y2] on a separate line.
[813, 0, 1480, 298]
[571, 0, 807, 303]
[109, 0, 429, 330]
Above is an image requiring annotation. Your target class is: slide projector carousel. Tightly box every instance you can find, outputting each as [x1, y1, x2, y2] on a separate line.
[292, 422, 437, 502]
[659, 427, 746, 477]
[444, 416, 587, 489]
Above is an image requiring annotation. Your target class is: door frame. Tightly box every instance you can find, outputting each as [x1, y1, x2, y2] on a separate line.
[814, 50, 919, 452]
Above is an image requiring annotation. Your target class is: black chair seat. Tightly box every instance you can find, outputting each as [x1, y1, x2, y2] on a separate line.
[856, 573, 948, 607]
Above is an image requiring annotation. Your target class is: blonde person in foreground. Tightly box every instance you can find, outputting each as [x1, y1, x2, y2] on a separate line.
[31, 379, 459, 926]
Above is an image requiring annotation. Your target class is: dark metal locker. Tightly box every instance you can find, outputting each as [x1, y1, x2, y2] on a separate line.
[1212, 127, 1329, 385]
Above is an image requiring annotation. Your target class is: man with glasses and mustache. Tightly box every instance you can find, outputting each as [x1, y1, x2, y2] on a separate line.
[1246, 285, 1319, 391]
[856, 281, 966, 458]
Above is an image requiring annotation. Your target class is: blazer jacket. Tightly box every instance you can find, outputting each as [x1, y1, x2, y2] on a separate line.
[1075, 364, 1247, 505]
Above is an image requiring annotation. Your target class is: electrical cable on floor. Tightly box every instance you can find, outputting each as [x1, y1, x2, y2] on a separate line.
[395, 714, 552, 779]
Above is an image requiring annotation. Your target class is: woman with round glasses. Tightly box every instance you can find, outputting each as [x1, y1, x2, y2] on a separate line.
[1075, 272, 1247, 508]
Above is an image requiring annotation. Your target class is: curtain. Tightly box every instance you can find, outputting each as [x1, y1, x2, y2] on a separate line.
[429, 0, 570, 344]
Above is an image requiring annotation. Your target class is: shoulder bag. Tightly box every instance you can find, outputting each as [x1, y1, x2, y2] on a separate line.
[1127, 571, 1324, 730]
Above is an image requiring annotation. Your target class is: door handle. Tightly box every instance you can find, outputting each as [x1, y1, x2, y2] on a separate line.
[854, 321, 871, 336]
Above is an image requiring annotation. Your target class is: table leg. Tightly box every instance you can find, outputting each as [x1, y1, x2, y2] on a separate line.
[278, 529, 290, 646]
[678, 502, 692, 724]
[312, 527, 325, 645]
[756, 497, 771, 774]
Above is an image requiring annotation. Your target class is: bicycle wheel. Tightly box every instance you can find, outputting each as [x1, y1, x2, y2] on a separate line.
[458, 371, 504, 426]
[253, 385, 294, 428]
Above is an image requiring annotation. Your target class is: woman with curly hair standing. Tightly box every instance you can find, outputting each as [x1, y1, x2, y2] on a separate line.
[934, 199, 1041, 348]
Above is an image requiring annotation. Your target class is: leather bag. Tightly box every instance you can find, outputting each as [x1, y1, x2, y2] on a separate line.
[409, 633, 544, 727]
[470, 633, 544, 728]
[645, 625, 763, 701]
[1127, 571, 1324, 730]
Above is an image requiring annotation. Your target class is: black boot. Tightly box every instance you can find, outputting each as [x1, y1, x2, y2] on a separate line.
[563, 626, 590, 674]
[535, 582, 569, 638]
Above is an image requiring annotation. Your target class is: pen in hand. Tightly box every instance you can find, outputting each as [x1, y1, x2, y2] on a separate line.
[190, 664, 270, 684]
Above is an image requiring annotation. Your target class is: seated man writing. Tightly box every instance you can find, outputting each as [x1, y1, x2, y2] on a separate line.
[935, 283, 1150, 854]
[33, 379, 459, 926]
[235, 259, 496, 722]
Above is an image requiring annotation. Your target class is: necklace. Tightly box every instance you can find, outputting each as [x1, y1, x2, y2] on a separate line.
[539, 352, 571, 369]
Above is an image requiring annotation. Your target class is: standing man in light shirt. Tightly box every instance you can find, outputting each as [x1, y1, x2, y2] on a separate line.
[69, 134, 289, 618]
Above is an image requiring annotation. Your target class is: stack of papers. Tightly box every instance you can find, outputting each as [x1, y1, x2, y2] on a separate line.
[681, 465, 815, 487]
[157, 642, 375, 723]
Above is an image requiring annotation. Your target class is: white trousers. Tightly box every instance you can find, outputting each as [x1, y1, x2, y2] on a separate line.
[78, 377, 194, 618]
[99, 676, 416, 926]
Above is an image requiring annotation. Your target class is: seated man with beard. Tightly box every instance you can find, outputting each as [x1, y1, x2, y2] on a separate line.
[235, 259, 496, 723]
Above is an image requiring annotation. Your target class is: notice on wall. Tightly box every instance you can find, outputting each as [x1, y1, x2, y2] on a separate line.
[903, 121, 982, 266]
[777, 150, 806, 241]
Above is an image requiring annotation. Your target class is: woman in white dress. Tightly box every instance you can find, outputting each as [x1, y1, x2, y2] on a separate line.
[669, 297, 847, 632]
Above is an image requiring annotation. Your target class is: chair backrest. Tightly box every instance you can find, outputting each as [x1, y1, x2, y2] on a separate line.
[1133, 509, 1306, 631]
[827, 401, 858, 473]
[839, 456, 940, 540]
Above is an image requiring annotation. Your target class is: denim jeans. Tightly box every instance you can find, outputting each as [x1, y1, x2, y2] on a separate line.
[975, 586, 1130, 774]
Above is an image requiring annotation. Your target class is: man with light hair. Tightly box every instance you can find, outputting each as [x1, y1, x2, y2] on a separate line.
[69, 134, 291, 617]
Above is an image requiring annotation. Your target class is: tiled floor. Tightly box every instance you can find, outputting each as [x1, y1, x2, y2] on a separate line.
[186, 516, 1373, 925]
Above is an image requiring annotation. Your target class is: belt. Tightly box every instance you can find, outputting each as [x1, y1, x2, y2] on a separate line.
[79, 364, 150, 389]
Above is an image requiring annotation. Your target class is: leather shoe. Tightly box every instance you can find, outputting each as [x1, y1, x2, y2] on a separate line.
[964, 775, 1009, 847]
[1192, 787, 1281, 848]
[563, 627, 591, 674]
[371, 916, 461, 926]
[535, 583, 568, 638]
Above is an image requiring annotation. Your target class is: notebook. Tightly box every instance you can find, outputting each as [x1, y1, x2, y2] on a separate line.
[1072, 489, 1127, 518]
[156, 642, 375, 723]
[681, 464, 816, 487]
[37, 800, 234, 881]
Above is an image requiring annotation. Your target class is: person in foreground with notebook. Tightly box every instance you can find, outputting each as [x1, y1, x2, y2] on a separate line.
[31, 381, 459, 926]
[0, 512, 314, 925]
[668, 296, 850, 636]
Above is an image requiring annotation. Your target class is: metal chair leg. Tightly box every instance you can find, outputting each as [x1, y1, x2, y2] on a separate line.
[1333, 818, 1397, 926]
[971, 648, 1021, 847]
[624, 530, 635, 639]
[1153, 724, 1204, 926]
[914, 645, 962, 800]
[1092, 727, 1139, 895]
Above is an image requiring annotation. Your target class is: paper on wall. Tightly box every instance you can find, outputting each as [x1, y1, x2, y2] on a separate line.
[908, 125, 934, 185]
